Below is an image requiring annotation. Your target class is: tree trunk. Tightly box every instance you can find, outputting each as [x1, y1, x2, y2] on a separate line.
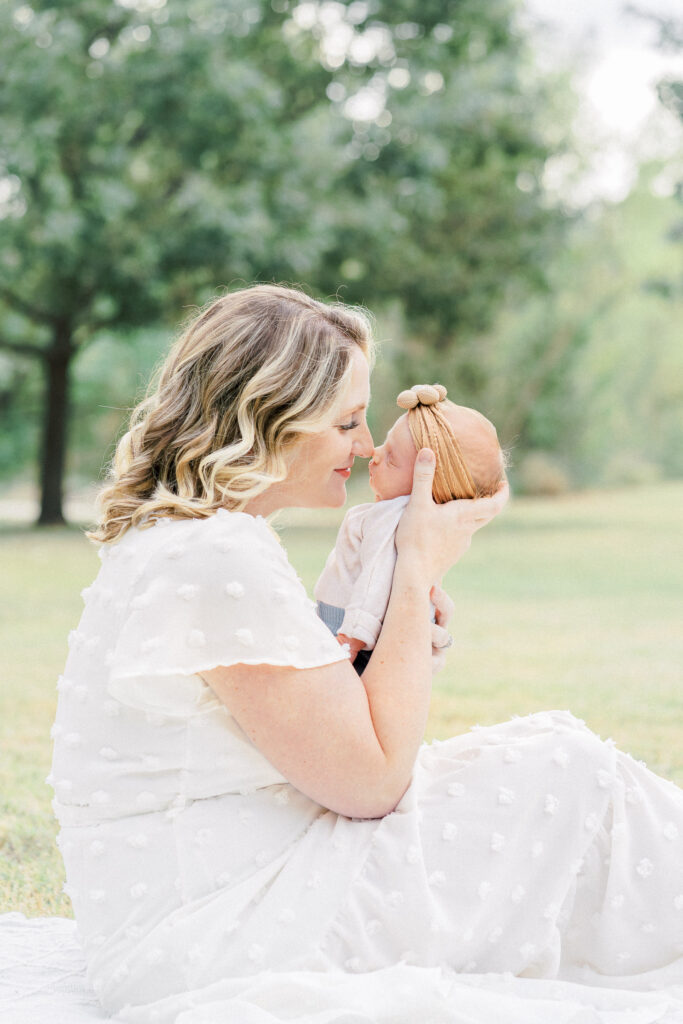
[38, 322, 73, 526]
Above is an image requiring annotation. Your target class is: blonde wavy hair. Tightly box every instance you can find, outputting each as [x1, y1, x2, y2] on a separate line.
[89, 284, 375, 544]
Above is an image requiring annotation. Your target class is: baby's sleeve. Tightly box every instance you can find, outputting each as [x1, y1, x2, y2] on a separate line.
[107, 512, 349, 694]
[339, 497, 408, 649]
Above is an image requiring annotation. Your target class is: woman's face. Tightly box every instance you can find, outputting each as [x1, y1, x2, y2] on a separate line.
[249, 346, 373, 514]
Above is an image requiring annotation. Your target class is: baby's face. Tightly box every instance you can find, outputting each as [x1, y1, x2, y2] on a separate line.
[369, 415, 416, 500]
[369, 403, 502, 501]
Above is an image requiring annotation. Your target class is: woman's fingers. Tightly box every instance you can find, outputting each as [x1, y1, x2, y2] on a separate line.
[431, 622, 452, 650]
[396, 455, 506, 581]
[431, 648, 447, 675]
[430, 584, 454, 629]
[442, 478, 510, 533]
[471, 479, 510, 526]
[430, 585, 454, 675]
[408, 448, 436, 506]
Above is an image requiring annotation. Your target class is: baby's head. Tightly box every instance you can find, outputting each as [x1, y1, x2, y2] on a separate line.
[369, 384, 504, 503]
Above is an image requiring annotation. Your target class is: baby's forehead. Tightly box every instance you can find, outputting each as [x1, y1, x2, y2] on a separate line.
[386, 414, 415, 449]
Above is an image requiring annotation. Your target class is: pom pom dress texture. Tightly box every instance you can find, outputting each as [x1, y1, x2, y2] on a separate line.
[50, 511, 683, 1022]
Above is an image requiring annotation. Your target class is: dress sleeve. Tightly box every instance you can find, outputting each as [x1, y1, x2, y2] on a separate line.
[107, 510, 349, 689]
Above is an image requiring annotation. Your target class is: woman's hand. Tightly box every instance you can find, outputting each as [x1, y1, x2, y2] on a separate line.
[430, 583, 454, 675]
[396, 449, 509, 583]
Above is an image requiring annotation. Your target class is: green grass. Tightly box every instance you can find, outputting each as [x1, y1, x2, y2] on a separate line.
[2, 482, 682, 918]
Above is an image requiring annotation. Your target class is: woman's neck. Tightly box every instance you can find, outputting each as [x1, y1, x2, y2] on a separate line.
[242, 483, 289, 518]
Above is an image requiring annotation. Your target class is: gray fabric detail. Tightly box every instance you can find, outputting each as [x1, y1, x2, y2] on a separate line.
[316, 601, 345, 636]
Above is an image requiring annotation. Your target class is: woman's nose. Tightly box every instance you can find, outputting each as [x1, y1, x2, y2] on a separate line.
[352, 423, 374, 459]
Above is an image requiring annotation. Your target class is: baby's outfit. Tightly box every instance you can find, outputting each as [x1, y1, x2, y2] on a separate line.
[315, 496, 415, 666]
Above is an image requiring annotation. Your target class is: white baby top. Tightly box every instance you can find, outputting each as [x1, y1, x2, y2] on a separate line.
[314, 495, 409, 648]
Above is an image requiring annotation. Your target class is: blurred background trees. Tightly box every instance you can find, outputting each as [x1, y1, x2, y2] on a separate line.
[1, 0, 681, 523]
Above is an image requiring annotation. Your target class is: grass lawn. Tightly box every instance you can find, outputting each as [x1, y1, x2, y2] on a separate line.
[1, 481, 682, 918]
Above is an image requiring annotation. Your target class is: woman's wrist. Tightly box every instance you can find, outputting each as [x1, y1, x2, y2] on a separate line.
[390, 559, 434, 630]
[393, 550, 433, 593]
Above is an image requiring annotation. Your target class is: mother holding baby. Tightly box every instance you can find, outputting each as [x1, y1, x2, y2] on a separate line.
[51, 284, 683, 1023]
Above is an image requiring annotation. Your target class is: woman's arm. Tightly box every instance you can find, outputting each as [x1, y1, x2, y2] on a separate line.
[338, 581, 454, 667]
[202, 452, 508, 819]
[202, 559, 432, 819]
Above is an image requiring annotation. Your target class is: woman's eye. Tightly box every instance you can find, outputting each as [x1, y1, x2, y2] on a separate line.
[339, 420, 359, 431]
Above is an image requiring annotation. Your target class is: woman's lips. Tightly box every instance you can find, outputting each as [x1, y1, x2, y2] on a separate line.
[335, 467, 351, 479]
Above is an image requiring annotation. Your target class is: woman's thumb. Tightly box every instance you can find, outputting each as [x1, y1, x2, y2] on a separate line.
[410, 448, 436, 501]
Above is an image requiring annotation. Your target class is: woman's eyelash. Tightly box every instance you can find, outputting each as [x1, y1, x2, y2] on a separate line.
[339, 420, 359, 431]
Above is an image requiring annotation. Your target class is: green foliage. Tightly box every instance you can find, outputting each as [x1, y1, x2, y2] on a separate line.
[462, 168, 683, 491]
[650, 11, 683, 301]
[0, 0, 562, 338]
[311, 0, 567, 342]
[0, 354, 42, 477]
[68, 326, 170, 480]
[0, 0, 570, 498]
[0, 0, 332, 332]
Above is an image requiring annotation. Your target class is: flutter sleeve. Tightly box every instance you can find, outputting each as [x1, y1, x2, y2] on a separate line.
[107, 510, 349, 690]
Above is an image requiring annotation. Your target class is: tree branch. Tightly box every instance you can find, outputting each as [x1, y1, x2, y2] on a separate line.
[0, 286, 55, 326]
[0, 339, 48, 359]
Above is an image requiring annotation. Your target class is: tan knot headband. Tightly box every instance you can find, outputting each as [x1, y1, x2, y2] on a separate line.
[396, 383, 447, 410]
[396, 382, 477, 502]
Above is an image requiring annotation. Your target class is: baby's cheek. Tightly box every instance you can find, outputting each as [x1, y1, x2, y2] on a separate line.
[375, 463, 413, 500]
[389, 479, 412, 501]
[391, 463, 414, 498]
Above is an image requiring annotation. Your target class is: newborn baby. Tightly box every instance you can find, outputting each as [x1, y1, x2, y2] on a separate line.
[315, 384, 505, 671]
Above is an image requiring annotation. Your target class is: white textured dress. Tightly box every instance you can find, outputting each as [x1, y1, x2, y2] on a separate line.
[50, 510, 683, 1024]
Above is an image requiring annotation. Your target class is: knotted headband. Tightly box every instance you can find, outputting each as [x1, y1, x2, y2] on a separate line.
[397, 383, 447, 409]
[396, 383, 477, 502]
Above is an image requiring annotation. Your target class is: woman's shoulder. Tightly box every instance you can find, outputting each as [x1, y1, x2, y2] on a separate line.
[105, 508, 279, 555]
[101, 508, 344, 681]
[97, 509, 291, 590]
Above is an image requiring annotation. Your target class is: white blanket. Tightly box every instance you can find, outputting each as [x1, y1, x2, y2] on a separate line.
[3, 913, 683, 1024]
[0, 913, 105, 1024]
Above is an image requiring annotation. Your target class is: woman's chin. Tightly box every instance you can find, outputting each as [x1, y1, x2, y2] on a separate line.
[300, 480, 347, 509]
[328, 487, 348, 508]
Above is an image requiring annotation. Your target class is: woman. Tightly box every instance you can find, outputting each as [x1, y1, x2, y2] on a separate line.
[51, 285, 683, 1024]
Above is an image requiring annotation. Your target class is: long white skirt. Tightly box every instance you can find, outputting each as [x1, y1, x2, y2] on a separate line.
[68, 712, 683, 1023]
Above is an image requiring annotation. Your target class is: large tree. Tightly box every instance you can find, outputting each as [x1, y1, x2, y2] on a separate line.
[0, 0, 566, 523]
[0, 0, 340, 522]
